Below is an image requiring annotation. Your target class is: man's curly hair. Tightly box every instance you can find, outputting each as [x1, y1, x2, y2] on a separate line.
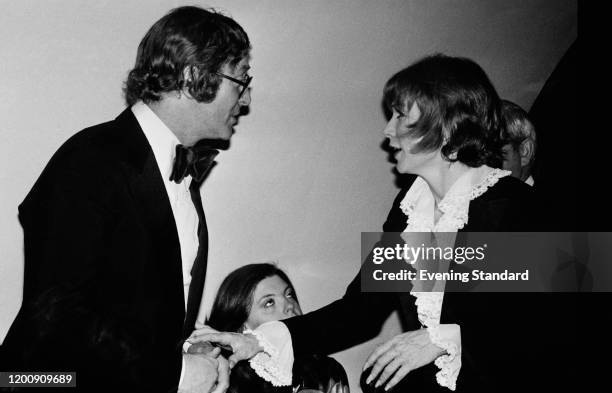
[123, 6, 250, 106]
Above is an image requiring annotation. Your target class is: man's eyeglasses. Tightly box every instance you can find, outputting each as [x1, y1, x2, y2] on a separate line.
[216, 72, 252, 99]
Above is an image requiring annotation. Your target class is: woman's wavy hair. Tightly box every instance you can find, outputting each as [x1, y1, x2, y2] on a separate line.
[207, 263, 298, 332]
[383, 54, 504, 168]
[123, 6, 250, 106]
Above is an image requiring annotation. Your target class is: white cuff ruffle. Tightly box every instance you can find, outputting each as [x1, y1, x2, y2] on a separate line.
[428, 324, 461, 391]
[243, 320, 293, 386]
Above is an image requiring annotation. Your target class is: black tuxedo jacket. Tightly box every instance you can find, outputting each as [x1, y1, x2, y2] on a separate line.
[1, 109, 204, 392]
[284, 175, 577, 392]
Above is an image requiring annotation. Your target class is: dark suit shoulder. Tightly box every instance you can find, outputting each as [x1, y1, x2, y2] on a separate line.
[466, 176, 540, 231]
[472, 175, 534, 202]
[384, 175, 540, 232]
[21, 109, 146, 211]
[49, 108, 144, 167]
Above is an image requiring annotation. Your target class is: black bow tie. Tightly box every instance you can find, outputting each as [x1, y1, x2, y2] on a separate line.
[169, 143, 219, 184]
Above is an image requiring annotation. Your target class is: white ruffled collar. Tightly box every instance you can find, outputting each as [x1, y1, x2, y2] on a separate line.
[400, 166, 510, 391]
[399, 166, 511, 232]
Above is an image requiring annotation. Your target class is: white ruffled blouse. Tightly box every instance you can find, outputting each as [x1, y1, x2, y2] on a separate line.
[244, 321, 294, 386]
[242, 166, 511, 390]
[400, 165, 510, 390]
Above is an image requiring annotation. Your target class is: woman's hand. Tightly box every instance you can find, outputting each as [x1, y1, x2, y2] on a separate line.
[362, 328, 445, 391]
[188, 330, 263, 367]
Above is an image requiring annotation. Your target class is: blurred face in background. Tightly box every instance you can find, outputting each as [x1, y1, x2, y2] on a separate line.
[502, 143, 522, 179]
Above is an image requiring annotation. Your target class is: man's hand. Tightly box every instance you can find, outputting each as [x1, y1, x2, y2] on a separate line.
[187, 341, 216, 355]
[212, 355, 230, 393]
[188, 331, 262, 367]
[362, 329, 445, 391]
[179, 353, 226, 393]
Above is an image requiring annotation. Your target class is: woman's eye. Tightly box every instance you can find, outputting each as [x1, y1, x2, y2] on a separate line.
[286, 291, 295, 299]
[264, 299, 275, 308]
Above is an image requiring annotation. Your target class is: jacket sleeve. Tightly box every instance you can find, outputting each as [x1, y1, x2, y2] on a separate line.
[283, 185, 417, 356]
[2, 149, 182, 393]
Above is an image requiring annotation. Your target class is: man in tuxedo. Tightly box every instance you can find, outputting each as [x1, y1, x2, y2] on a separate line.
[0, 6, 252, 393]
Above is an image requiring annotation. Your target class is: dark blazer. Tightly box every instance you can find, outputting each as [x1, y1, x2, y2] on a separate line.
[284, 175, 577, 392]
[0, 109, 202, 392]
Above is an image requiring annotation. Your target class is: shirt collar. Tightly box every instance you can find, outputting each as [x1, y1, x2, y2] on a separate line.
[131, 101, 181, 183]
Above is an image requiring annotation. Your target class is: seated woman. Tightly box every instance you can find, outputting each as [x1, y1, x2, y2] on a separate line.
[206, 263, 349, 393]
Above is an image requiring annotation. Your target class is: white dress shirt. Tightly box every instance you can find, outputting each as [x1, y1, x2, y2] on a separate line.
[131, 101, 200, 387]
[132, 101, 199, 307]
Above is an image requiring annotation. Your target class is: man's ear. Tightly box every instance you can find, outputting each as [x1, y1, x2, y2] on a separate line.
[519, 138, 535, 167]
[181, 66, 197, 98]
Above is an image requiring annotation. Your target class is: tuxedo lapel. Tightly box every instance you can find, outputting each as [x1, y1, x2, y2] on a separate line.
[183, 180, 208, 337]
[112, 109, 185, 317]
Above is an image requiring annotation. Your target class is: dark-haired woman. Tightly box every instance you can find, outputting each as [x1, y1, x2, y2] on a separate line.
[190, 54, 563, 393]
[356, 54, 541, 392]
[205, 263, 349, 393]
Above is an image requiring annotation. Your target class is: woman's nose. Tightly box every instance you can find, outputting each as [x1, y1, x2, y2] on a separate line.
[383, 117, 397, 138]
[283, 299, 296, 316]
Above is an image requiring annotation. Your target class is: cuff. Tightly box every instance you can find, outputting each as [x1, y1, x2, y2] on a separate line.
[243, 320, 293, 386]
[428, 323, 461, 391]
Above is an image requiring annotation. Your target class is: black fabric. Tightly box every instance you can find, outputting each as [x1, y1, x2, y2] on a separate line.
[226, 355, 348, 393]
[529, 39, 578, 231]
[183, 178, 209, 338]
[170, 144, 218, 184]
[0, 109, 195, 393]
[182, 143, 218, 338]
[293, 354, 349, 392]
[285, 174, 578, 392]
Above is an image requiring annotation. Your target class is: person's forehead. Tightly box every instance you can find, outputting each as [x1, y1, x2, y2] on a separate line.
[254, 275, 288, 296]
[393, 94, 415, 110]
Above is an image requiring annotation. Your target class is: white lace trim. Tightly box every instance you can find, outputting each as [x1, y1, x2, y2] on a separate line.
[429, 325, 461, 391]
[414, 291, 443, 323]
[401, 166, 510, 390]
[400, 167, 511, 232]
[243, 322, 293, 386]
